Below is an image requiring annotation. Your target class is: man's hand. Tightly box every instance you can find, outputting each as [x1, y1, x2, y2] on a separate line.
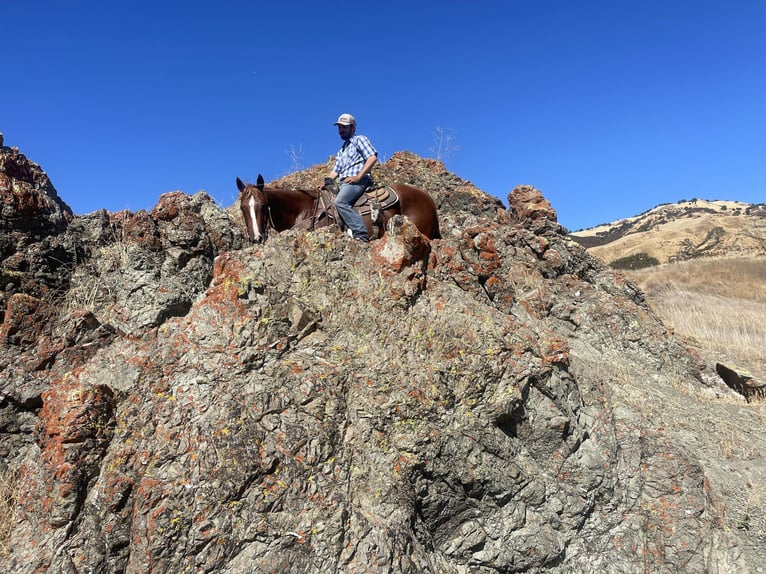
[321, 177, 339, 194]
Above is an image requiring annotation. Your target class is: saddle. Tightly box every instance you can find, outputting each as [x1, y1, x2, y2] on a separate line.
[319, 183, 400, 239]
[354, 185, 399, 217]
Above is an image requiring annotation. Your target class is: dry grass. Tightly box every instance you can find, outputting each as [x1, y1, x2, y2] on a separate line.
[644, 289, 764, 374]
[64, 242, 124, 313]
[62, 218, 133, 314]
[0, 469, 17, 556]
[630, 256, 766, 302]
[627, 257, 766, 379]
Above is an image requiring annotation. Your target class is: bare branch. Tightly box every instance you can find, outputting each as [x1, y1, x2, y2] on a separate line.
[285, 143, 305, 173]
[429, 126, 460, 162]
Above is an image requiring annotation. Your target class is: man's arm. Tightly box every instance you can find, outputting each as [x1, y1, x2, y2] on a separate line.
[343, 154, 377, 184]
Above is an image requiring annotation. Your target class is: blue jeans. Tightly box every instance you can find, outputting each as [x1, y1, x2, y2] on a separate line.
[335, 179, 370, 240]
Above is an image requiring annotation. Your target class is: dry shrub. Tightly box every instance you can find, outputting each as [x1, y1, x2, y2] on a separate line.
[64, 241, 126, 314]
[0, 469, 18, 556]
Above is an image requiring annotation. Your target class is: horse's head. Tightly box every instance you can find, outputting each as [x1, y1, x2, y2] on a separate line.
[236, 175, 269, 243]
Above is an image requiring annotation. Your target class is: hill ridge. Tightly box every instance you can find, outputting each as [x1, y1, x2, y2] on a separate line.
[570, 197, 766, 264]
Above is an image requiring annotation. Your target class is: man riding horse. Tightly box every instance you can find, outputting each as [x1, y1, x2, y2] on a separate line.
[323, 113, 377, 243]
[236, 113, 441, 243]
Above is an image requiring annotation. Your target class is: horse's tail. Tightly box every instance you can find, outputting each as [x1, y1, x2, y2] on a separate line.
[432, 219, 442, 240]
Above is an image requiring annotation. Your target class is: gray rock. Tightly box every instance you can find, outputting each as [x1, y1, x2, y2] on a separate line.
[1, 147, 763, 573]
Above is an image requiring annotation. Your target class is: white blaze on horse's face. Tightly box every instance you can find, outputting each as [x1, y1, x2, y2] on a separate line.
[247, 194, 262, 242]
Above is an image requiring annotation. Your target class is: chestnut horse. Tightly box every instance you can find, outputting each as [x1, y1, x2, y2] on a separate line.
[236, 175, 440, 243]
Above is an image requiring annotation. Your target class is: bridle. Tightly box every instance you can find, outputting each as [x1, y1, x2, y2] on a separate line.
[246, 185, 334, 238]
[241, 185, 271, 242]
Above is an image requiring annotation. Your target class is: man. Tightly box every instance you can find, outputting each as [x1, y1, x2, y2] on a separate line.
[325, 113, 378, 242]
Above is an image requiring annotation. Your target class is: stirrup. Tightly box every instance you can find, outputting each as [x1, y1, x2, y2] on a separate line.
[370, 201, 381, 223]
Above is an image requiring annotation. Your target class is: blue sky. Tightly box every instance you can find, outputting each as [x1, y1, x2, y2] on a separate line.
[2, 1, 764, 231]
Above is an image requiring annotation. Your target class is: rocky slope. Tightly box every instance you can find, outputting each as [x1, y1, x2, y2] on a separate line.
[1, 145, 765, 573]
[570, 199, 766, 265]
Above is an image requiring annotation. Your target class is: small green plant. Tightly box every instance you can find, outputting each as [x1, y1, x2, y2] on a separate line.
[609, 252, 660, 270]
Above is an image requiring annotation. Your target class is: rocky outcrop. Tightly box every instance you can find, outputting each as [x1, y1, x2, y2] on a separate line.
[1, 147, 763, 573]
[0, 148, 75, 312]
[507, 184, 557, 223]
[716, 362, 766, 402]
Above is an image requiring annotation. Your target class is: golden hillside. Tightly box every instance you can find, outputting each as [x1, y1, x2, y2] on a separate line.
[571, 199, 766, 265]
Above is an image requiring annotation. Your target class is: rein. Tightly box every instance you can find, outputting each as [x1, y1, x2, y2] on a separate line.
[295, 192, 333, 231]
[265, 203, 278, 232]
[262, 187, 331, 232]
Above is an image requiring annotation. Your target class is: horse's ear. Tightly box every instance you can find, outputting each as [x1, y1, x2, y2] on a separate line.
[236, 177, 246, 193]
[256, 174, 265, 190]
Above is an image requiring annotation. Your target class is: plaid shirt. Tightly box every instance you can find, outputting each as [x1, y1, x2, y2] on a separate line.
[333, 135, 377, 178]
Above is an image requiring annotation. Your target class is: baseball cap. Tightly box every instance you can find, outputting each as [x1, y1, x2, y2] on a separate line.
[334, 113, 356, 127]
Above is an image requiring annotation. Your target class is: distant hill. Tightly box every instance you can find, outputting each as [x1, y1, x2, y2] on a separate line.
[570, 199, 766, 265]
